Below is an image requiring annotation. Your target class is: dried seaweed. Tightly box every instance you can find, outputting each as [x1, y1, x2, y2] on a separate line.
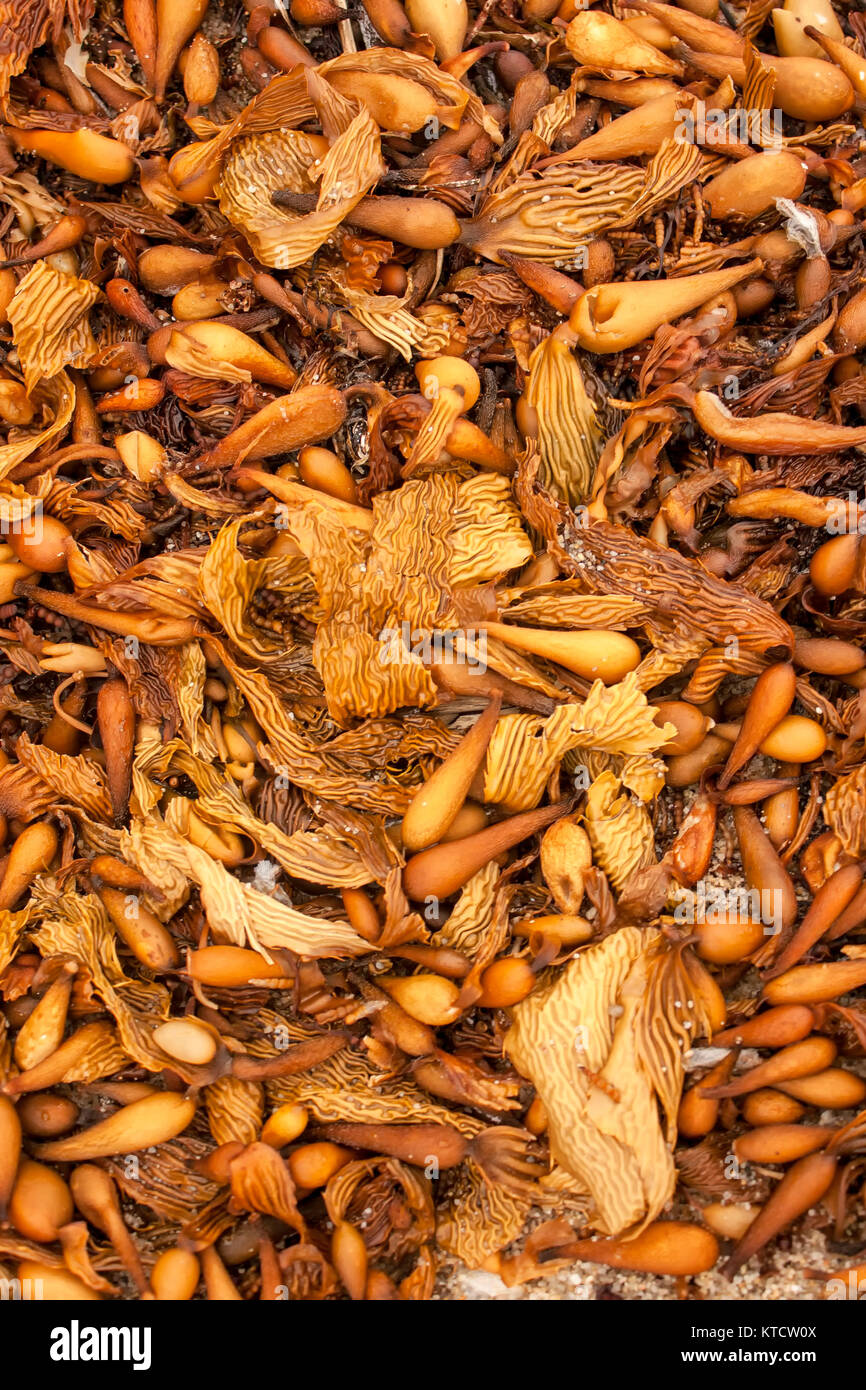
[0, 0, 863, 1307]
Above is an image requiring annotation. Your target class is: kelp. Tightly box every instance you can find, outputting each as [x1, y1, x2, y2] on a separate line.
[7, 261, 99, 393]
[0, 908, 30, 976]
[551, 512, 795, 655]
[283, 472, 533, 722]
[582, 769, 656, 891]
[507, 930, 712, 1234]
[206, 1078, 264, 1148]
[0, 0, 864, 1306]
[431, 861, 499, 958]
[163, 813, 371, 957]
[0, 0, 79, 112]
[218, 110, 383, 271]
[524, 330, 601, 507]
[482, 674, 673, 812]
[0, 371, 75, 480]
[436, 1160, 532, 1268]
[317, 47, 500, 143]
[463, 161, 645, 266]
[824, 765, 866, 859]
[15, 731, 113, 821]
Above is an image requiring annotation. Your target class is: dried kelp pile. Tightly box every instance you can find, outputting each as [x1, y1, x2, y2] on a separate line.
[2, 0, 866, 1304]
